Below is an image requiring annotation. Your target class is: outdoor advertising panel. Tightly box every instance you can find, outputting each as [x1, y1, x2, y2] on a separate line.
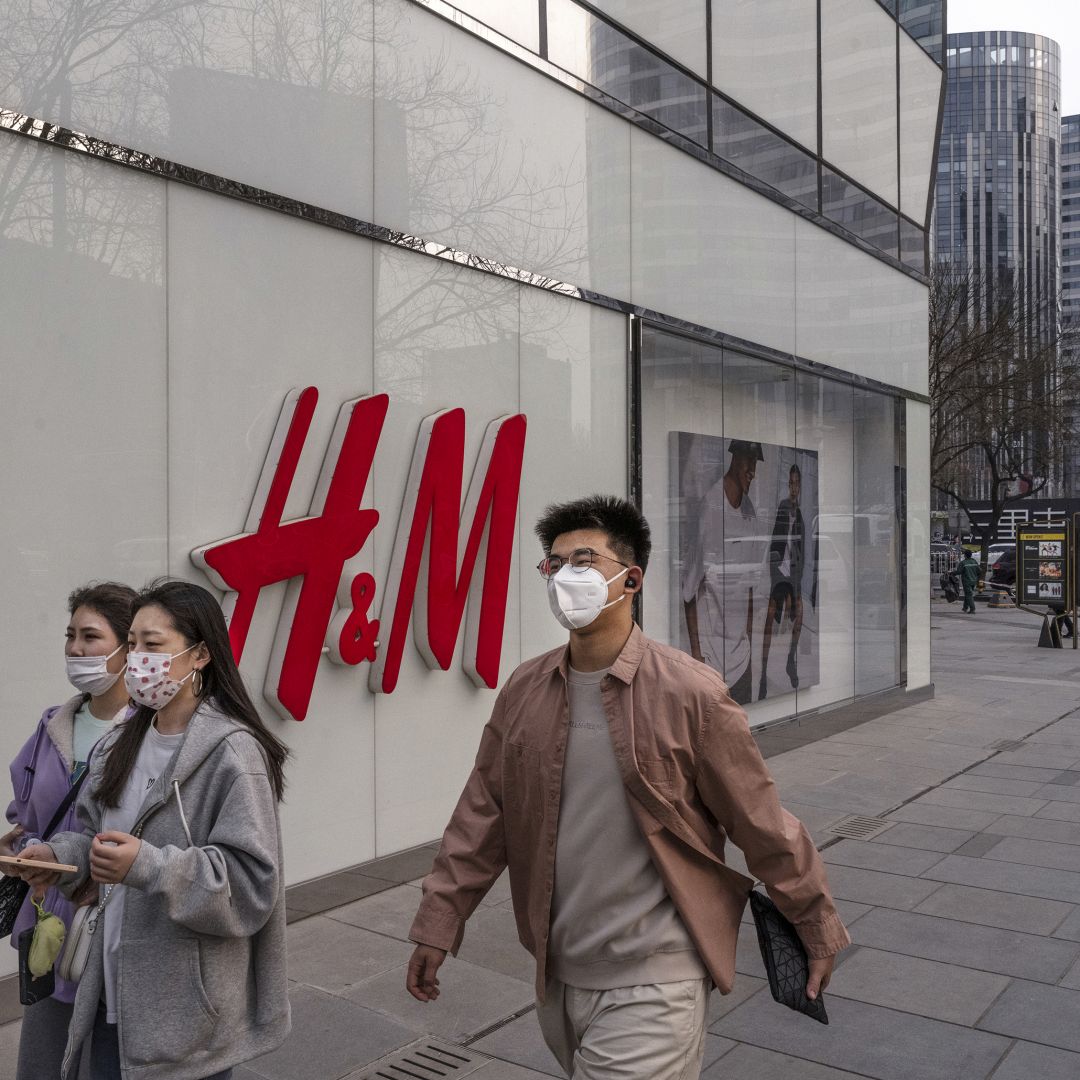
[1017, 525, 1071, 608]
[673, 433, 821, 707]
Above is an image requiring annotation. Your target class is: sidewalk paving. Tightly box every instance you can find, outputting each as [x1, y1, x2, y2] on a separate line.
[5, 602, 1080, 1079]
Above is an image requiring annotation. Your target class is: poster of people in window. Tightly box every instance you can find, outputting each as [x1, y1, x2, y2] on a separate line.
[673, 432, 820, 706]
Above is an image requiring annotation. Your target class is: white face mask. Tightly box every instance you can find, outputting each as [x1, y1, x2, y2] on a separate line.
[66, 644, 125, 696]
[547, 565, 628, 630]
[124, 644, 198, 710]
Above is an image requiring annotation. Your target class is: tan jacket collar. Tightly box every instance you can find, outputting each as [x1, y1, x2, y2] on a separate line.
[540, 622, 645, 684]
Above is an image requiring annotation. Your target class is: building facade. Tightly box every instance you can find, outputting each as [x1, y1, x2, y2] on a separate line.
[0, 0, 944, 920]
[1064, 114, 1080, 495]
[932, 31, 1064, 501]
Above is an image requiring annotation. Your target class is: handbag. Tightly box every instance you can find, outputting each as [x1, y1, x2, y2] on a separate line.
[17, 925, 55, 1006]
[749, 887, 829, 1025]
[0, 761, 89, 940]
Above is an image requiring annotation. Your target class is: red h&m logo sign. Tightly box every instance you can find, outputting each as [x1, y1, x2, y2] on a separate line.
[191, 387, 527, 722]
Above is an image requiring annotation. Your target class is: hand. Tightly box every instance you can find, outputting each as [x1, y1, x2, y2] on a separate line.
[13, 843, 62, 890]
[90, 832, 141, 885]
[0, 826, 24, 875]
[806, 954, 835, 1000]
[406, 944, 447, 1003]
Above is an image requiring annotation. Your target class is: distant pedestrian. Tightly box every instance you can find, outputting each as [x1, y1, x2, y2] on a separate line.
[406, 495, 849, 1080]
[959, 552, 980, 613]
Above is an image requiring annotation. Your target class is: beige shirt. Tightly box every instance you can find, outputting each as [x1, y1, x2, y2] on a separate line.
[410, 625, 850, 1002]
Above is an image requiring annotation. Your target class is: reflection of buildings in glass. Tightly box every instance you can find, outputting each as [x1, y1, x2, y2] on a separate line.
[932, 30, 1063, 500]
[1064, 114, 1080, 495]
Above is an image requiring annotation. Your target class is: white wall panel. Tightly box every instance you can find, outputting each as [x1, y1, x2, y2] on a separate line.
[374, 0, 632, 300]
[517, 291, 627, 662]
[0, 1, 376, 222]
[795, 217, 928, 396]
[452, 0, 541, 52]
[899, 33, 943, 225]
[581, 0, 707, 79]
[821, 0, 899, 206]
[631, 129, 797, 357]
[165, 185, 378, 883]
[712, 0, 819, 151]
[371, 245, 521, 856]
[905, 401, 931, 690]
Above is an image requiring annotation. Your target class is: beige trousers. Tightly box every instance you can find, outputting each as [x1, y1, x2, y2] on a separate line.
[536, 977, 710, 1080]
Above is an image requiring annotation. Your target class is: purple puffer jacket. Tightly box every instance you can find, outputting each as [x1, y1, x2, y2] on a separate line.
[6, 695, 91, 1005]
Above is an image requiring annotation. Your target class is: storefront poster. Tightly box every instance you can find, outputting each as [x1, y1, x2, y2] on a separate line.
[1017, 527, 1071, 609]
[672, 432, 820, 706]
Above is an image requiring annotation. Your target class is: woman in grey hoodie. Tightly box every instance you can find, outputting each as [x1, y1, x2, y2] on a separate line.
[20, 580, 291, 1080]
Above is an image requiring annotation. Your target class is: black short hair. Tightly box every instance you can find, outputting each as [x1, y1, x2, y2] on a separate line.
[67, 581, 138, 645]
[790, 463, 802, 480]
[535, 495, 652, 572]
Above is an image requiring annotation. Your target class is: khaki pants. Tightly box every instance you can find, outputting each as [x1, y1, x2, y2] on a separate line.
[536, 978, 710, 1080]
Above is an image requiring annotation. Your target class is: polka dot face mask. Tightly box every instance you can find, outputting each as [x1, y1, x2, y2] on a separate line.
[124, 644, 198, 710]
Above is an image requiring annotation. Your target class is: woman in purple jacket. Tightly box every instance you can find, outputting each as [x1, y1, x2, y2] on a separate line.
[1, 582, 136, 1080]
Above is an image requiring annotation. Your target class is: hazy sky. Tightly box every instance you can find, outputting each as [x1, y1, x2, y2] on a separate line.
[947, 1, 1080, 116]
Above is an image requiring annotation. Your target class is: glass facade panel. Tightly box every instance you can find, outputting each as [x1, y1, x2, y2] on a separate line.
[900, 216, 926, 271]
[713, 97, 819, 210]
[854, 389, 903, 695]
[547, 0, 708, 147]
[640, 325, 902, 726]
[900, 0, 944, 64]
[583, 0, 708, 79]
[822, 168, 899, 258]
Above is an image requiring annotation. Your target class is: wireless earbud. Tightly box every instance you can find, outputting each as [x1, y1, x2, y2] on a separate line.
[627, 578, 637, 588]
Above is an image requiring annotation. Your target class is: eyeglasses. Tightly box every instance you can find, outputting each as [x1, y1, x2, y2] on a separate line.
[536, 548, 631, 580]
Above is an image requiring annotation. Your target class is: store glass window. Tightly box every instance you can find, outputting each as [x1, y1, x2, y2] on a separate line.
[639, 325, 902, 725]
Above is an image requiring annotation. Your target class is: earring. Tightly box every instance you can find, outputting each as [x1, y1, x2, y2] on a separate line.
[193, 669, 204, 697]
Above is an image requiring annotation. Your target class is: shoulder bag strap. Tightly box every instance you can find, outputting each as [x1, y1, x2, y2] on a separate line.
[41, 768, 89, 842]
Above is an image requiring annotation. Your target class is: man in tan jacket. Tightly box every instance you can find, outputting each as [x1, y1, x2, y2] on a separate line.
[406, 495, 849, 1079]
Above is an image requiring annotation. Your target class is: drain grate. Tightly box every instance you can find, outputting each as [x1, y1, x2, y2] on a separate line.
[990, 739, 1025, 752]
[360, 1038, 488, 1080]
[829, 814, 895, 841]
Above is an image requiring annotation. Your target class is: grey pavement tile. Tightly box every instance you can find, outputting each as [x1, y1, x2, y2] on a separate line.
[921, 854, 1080, 904]
[943, 773, 1047, 798]
[825, 946, 1010, 1025]
[849, 907, 1080, 982]
[1046, 770, 1080, 786]
[1050, 906, 1080, 941]
[1060, 956, 1080, 989]
[820, 864, 944, 910]
[285, 872, 394, 916]
[0, 1020, 20, 1058]
[781, 774, 918, 816]
[869, 821, 976, 853]
[1036, 800, 1080, 823]
[286, 915, 415, 994]
[915, 883, 1075, 935]
[1031, 782, 1080, 804]
[707, 975, 767, 1022]
[456, 904, 535, 984]
[325, 883, 422, 941]
[480, 870, 513, 907]
[969, 761, 1067, 783]
[361, 845, 441, 884]
[472, 1010, 562, 1077]
[886, 801, 1002, 832]
[992, 749, 1080, 770]
[913, 787, 1048, 816]
[243, 986, 415, 1080]
[343, 957, 534, 1043]
[776, 801, 849, 839]
[712, 992, 1010, 1080]
[982, 813, 1080, 846]
[703, 1035, 737, 1070]
[823, 839, 946, 876]
[985, 836, 1080, 874]
[978, 979, 1080, 1053]
[833, 899, 874, 926]
[701, 1043, 869, 1080]
[989, 1042, 1080, 1080]
[735, 921, 768, 979]
[950, 833, 1006, 858]
[469, 1061, 558, 1080]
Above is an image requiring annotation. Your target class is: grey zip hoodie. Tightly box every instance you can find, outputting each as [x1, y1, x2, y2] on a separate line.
[47, 700, 290, 1080]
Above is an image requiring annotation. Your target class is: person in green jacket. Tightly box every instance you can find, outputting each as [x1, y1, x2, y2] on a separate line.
[959, 553, 981, 613]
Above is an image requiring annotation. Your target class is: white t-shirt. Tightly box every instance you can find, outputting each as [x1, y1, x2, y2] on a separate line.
[682, 480, 765, 683]
[72, 701, 118, 782]
[100, 722, 184, 1023]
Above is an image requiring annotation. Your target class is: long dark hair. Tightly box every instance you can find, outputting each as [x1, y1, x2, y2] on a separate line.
[95, 580, 289, 807]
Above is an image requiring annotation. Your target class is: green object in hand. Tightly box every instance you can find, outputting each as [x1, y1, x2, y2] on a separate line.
[27, 896, 66, 978]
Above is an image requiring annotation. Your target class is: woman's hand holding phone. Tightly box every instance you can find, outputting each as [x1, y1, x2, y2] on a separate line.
[90, 831, 141, 884]
[13, 843, 63, 891]
[0, 826, 24, 876]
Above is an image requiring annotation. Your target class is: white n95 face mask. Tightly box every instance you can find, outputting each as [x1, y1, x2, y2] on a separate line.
[66, 645, 126, 696]
[547, 565, 628, 630]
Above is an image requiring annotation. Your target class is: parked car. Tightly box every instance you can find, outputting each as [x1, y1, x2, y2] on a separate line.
[989, 547, 1016, 588]
[986, 542, 1013, 567]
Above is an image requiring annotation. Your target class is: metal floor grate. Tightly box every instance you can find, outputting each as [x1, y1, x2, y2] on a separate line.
[990, 739, 1025, 752]
[360, 1038, 487, 1080]
[829, 814, 895, 841]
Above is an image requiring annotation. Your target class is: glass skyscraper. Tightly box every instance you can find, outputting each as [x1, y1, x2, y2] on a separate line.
[933, 31, 1063, 499]
[1063, 113, 1080, 494]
